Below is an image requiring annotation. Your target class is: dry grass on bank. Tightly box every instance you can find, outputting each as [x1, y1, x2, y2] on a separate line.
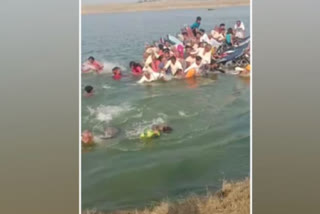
[83, 178, 250, 214]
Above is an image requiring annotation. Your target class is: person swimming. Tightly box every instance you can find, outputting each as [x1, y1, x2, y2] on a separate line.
[84, 85, 94, 97]
[81, 130, 94, 145]
[82, 127, 119, 146]
[140, 124, 173, 139]
[98, 127, 120, 140]
[129, 61, 143, 76]
[82, 56, 104, 73]
[112, 67, 122, 80]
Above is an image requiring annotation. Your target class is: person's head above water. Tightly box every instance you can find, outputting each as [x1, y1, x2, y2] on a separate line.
[236, 20, 241, 26]
[88, 56, 95, 63]
[130, 61, 141, 69]
[152, 124, 173, 133]
[199, 29, 205, 34]
[84, 85, 93, 94]
[82, 130, 94, 144]
[112, 67, 121, 75]
[129, 61, 135, 68]
[84, 85, 94, 97]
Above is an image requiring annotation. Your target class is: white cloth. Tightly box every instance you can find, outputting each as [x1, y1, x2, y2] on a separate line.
[200, 33, 210, 44]
[209, 38, 222, 48]
[145, 55, 152, 67]
[184, 62, 203, 73]
[211, 30, 225, 41]
[164, 60, 183, 75]
[197, 48, 212, 65]
[234, 22, 245, 31]
[137, 71, 164, 84]
[185, 56, 195, 64]
[234, 22, 245, 38]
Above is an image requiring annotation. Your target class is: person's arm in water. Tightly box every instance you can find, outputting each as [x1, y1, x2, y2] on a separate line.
[95, 61, 104, 70]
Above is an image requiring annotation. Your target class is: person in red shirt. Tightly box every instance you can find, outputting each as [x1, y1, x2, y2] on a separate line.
[112, 67, 123, 80]
[129, 61, 143, 76]
[82, 56, 104, 73]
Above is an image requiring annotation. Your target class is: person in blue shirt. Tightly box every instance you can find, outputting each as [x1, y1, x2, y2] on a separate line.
[190, 16, 202, 36]
[226, 28, 234, 46]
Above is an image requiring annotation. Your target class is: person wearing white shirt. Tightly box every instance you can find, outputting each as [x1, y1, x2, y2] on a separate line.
[234, 20, 245, 39]
[184, 56, 203, 75]
[164, 56, 183, 76]
[197, 44, 212, 65]
[211, 23, 226, 42]
[199, 29, 210, 44]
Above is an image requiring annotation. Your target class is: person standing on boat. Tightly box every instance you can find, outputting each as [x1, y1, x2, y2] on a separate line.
[234, 20, 245, 39]
[190, 16, 202, 36]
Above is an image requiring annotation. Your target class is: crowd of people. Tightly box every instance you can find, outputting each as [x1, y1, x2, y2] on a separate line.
[81, 16, 251, 147]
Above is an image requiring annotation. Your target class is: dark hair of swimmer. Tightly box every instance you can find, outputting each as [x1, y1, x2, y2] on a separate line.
[220, 23, 225, 27]
[196, 16, 202, 21]
[129, 61, 135, 67]
[200, 29, 205, 33]
[164, 48, 170, 53]
[88, 56, 95, 61]
[84, 85, 93, 93]
[112, 67, 120, 72]
[196, 56, 202, 61]
[162, 126, 173, 133]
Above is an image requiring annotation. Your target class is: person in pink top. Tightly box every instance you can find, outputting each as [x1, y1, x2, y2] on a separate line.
[82, 56, 104, 73]
[112, 67, 123, 80]
[151, 54, 161, 72]
[129, 61, 143, 76]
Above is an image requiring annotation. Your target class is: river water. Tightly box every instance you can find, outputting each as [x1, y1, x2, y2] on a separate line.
[82, 6, 250, 212]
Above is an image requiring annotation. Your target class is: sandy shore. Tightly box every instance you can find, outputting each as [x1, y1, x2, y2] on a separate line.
[82, 0, 250, 15]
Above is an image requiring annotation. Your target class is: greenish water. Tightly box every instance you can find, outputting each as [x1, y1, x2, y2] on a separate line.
[82, 7, 250, 212]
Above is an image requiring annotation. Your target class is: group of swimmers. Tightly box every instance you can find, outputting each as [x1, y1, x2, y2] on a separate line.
[81, 16, 251, 147]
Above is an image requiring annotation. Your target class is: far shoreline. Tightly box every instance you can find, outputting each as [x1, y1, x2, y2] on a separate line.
[82, 0, 250, 15]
